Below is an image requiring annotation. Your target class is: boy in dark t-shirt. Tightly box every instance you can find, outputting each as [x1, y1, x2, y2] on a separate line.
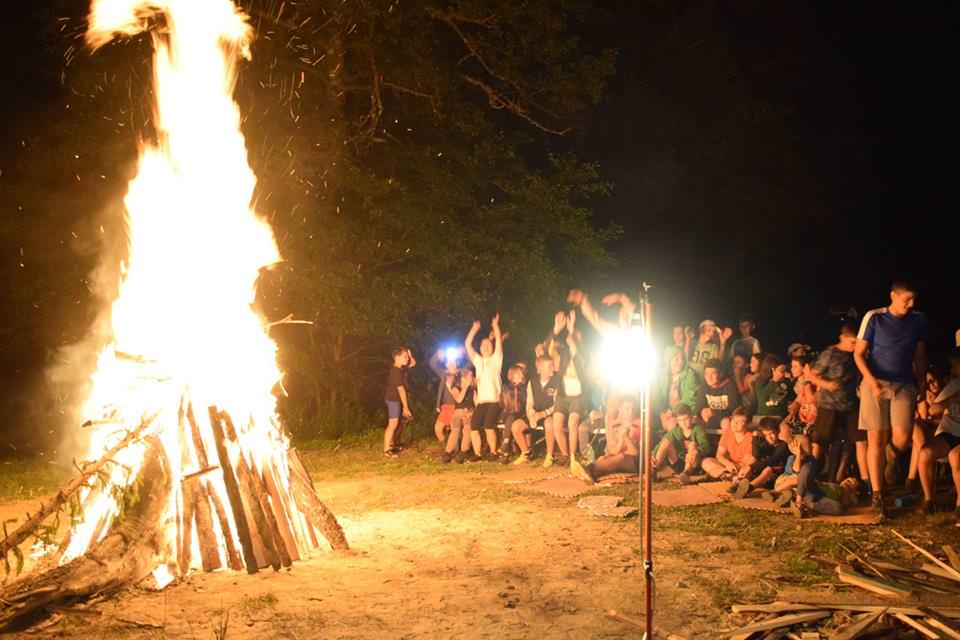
[383, 347, 415, 458]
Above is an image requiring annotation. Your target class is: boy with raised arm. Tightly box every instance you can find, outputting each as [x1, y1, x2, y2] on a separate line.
[466, 314, 505, 460]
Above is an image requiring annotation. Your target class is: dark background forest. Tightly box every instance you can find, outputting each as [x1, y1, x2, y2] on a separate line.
[1, 1, 956, 454]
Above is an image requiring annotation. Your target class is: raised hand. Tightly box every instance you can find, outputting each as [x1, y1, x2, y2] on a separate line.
[492, 312, 500, 328]
[567, 310, 577, 332]
[720, 327, 734, 343]
[471, 320, 481, 333]
[567, 289, 585, 306]
[684, 326, 695, 340]
[553, 311, 567, 335]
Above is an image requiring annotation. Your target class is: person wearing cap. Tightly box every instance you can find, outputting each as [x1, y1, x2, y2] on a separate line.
[855, 278, 928, 519]
[787, 343, 812, 360]
[688, 319, 732, 380]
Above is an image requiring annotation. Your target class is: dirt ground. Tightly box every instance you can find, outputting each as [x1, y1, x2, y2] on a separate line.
[1, 445, 958, 639]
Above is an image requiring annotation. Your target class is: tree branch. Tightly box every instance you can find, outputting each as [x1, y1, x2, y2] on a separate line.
[461, 75, 570, 135]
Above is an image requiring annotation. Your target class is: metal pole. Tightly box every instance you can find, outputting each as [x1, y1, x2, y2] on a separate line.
[640, 286, 654, 639]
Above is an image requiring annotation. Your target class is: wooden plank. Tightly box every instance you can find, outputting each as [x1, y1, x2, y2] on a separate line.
[893, 613, 942, 639]
[924, 563, 960, 584]
[205, 480, 244, 571]
[191, 480, 222, 572]
[828, 608, 886, 640]
[245, 458, 292, 568]
[925, 618, 960, 640]
[944, 546, 960, 573]
[724, 611, 831, 637]
[261, 462, 301, 561]
[732, 603, 821, 615]
[891, 529, 960, 583]
[208, 405, 258, 574]
[835, 565, 911, 598]
[235, 454, 280, 570]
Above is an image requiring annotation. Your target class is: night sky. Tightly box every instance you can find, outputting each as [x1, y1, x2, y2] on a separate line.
[1, 2, 957, 448]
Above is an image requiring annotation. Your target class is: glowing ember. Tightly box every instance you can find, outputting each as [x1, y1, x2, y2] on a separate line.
[45, 0, 321, 580]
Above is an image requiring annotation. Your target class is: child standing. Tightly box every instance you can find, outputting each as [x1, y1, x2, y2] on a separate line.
[383, 347, 415, 458]
[466, 314, 504, 459]
[429, 349, 460, 444]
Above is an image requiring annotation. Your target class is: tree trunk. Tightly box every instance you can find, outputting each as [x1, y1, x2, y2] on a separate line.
[0, 438, 171, 631]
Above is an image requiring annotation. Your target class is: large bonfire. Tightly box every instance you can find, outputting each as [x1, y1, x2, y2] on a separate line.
[0, 0, 346, 627]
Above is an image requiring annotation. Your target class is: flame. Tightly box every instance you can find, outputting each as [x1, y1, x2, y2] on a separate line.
[56, 0, 297, 577]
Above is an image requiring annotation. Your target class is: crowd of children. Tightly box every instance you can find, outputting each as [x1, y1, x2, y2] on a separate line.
[382, 280, 960, 520]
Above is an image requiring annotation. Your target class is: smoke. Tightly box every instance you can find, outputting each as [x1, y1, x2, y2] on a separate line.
[44, 200, 129, 463]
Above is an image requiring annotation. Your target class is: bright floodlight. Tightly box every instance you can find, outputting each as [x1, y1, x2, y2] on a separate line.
[445, 346, 460, 362]
[598, 326, 656, 391]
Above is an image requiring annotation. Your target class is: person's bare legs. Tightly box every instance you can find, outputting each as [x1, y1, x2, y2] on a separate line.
[590, 453, 637, 477]
[751, 466, 775, 488]
[866, 429, 890, 494]
[567, 412, 582, 459]
[512, 420, 531, 455]
[950, 447, 960, 508]
[654, 440, 678, 470]
[445, 418, 463, 455]
[683, 443, 701, 473]
[700, 457, 728, 478]
[470, 430, 483, 455]
[552, 412, 570, 457]
[918, 438, 950, 503]
[774, 474, 797, 493]
[383, 417, 399, 453]
[434, 417, 448, 442]
[484, 428, 498, 455]
[544, 418, 556, 458]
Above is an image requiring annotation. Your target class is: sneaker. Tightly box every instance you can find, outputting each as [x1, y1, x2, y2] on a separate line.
[570, 459, 594, 484]
[774, 489, 795, 508]
[543, 454, 554, 469]
[499, 453, 512, 465]
[760, 490, 776, 502]
[871, 492, 887, 520]
[482, 452, 498, 462]
[726, 481, 739, 495]
[455, 452, 465, 464]
[904, 477, 919, 495]
[734, 479, 752, 500]
[464, 452, 482, 463]
[790, 501, 810, 519]
[439, 451, 452, 464]
[383, 449, 399, 459]
[555, 454, 569, 467]
[921, 499, 936, 515]
[512, 453, 530, 465]
[677, 472, 695, 486]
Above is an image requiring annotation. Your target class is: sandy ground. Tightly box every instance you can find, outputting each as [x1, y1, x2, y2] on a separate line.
[0, 466, 781, 639]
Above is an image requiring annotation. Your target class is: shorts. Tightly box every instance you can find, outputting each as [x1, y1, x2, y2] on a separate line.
[556, 396, 587, 416]
[386, 400, 402, 420]
[437, 404, 455, 425]
[813, 407, 863, 444]
[936, 432, 960, 450]
[858, 380, 915, 432]
[472, 402, 501, 430]
[502, 412, 528, 429]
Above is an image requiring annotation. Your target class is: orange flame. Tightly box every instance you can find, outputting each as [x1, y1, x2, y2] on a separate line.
[58, 0, 294, 576]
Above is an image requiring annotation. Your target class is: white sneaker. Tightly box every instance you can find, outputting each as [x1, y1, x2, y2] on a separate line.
[512, 453, 530, 465]
[543, 454, 554, 468]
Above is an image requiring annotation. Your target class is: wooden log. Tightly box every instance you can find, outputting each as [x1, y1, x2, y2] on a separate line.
[892, 613, 942, 639]
[0, 414, 157, 564]
[944, 546, 960, 573]
[835, 565, 912, 598]
[288, 449, 349, 551]
[186, 402, 210, 469]
[208, 406, 258, 574]
[178, 480, 196, 575]
[0, 439, 171, 631]
[205, 481, 243, 571]
[245, 458, 292, 568]
[923, 563, 960, 584]
[235, 454, 280, 570]
[829, 608, 887, 640]
[921, 608, 960, 640]
[188, 479, 221, 572]
[724, 611, 831, 637]
[735, 602, 958, 618]
[261, 462, 301, 561]
[891, 529, 960, 583]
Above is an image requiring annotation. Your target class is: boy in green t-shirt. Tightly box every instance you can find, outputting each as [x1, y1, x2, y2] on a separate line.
[652, 404, 709, 484]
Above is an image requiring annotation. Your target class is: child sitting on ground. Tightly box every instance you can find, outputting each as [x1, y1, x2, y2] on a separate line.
[574, 397, 643, 483]
[766, 435, 860, 516]
[731, 417, 788, 498]
[652, 403, 709, 485]
[701, 407, 755, 481]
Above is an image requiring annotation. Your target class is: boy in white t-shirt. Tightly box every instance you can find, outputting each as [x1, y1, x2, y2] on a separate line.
[465, 313, 504, 460]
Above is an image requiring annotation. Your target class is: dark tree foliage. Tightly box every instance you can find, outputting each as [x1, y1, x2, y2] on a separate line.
[0, 0, 619, 446]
